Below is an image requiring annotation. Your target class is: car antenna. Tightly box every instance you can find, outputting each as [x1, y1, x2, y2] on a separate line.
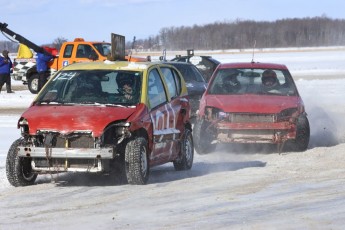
[251, 40, 256, 63]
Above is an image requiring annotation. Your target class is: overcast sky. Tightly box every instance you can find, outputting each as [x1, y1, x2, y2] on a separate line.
[1, 0, 345, 45]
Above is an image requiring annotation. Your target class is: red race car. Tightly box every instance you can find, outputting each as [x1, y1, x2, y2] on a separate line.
[6, 61, 194, 186]
[193, 62, 310, 154]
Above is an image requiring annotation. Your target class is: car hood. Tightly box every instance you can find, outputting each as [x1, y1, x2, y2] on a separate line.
[21, 105, 138, 137]
[205, 94, 302, 113]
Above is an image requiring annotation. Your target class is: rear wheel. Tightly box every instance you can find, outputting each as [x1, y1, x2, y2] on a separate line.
[193, 119, 216, 154]
[6, 138, 37, 187]
[174, 129, 194, 170]
[125, 137, 149, 185]
[28, 73, 39, 94]
[285, 115, 310, 152]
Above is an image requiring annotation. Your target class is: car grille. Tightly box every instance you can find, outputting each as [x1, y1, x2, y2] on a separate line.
[55, 135, 94, 148]
[229, 113, 276, 123]
[39, 133, 95, 148]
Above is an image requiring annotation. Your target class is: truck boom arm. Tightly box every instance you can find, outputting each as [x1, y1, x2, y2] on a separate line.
[0, 22, 48, 55]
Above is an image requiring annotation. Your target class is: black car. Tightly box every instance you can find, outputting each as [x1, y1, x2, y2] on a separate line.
[165, 61, 207, 118]
[171, 49, 220, 82]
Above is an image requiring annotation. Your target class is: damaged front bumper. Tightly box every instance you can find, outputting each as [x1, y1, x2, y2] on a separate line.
[211, 120, 296, 144]
[17, 146, 114, 173]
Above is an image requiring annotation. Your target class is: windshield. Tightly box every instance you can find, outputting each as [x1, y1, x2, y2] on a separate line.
[93, 43, 111, 57]
[35, 70, 142, 106]
[208, 68, 298, 96]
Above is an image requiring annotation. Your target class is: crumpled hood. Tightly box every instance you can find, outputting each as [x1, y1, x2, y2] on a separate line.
[205, 94, 302, 113]
[21, 105, 138, 137]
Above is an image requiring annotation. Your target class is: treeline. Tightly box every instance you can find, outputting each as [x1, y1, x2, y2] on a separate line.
[2, 16, 345, 53]
[131, 16, 345, 51]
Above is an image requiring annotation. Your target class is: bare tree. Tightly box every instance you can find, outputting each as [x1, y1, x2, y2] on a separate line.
[52, 37, 68, 50]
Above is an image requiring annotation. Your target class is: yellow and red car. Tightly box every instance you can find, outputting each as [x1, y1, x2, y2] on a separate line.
[6, 61, 193, 186]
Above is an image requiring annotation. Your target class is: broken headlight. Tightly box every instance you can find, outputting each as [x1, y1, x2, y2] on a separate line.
[205, 107, 228, 121]
[18, 118, 29, 136]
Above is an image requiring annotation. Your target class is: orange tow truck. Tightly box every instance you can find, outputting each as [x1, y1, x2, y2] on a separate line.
[0, 22, 148, 93]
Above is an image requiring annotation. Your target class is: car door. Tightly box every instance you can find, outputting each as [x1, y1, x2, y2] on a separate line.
[159, 66, 185, 161]
[147, 68, 174, 164]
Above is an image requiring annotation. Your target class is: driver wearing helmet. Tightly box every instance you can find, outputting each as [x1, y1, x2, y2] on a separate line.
[262, 69, 280, 92]
[223, 70, 241, 93]
[116, 73, 137, 103]
[122, 80, 134, 101]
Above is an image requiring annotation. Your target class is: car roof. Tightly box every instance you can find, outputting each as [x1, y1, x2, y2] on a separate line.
[62, 61, 163, 71]
[163, 61, 195, 66]
[218, 62, 288, 70]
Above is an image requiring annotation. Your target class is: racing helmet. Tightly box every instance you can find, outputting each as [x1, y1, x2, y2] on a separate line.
[262, 69, 278, 87]
[116, 72, 134, 87]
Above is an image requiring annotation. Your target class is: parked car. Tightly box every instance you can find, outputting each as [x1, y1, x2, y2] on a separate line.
[6, 61, 194, 186]
[193, 62, 310, 154]
[171, 49, 220, 82]
[164, 61, 207, 119]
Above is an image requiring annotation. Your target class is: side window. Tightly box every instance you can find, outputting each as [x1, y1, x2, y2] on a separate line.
[76, 44, 92, 58]
[276, 70, 286, 85]
[190, 65, 205, 82]
[178, 65, 194, 82]
[160, 67, 178, 99]
[172, 69, 181, 95]
[63, 45, 73, 58]
[148, 69, 168, 109]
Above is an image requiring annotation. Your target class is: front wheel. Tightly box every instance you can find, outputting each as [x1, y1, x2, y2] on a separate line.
[28, 73, 39, 94]
[6, 138, 38, 187]
[174, 129, 194, 171]
[125, 137, 149, 185]
[193, 119, 216, 154]
[285, 115, 310, 152]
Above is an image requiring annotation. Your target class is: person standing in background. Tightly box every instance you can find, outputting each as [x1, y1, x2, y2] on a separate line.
[36, 48, 53, 92]
[0, 50, 14, 93]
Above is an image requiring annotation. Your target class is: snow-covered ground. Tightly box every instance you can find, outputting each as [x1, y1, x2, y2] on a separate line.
[1, 48, 345, 229]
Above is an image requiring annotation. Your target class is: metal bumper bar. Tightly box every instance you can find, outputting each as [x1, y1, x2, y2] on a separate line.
[17, 147, 114, 159]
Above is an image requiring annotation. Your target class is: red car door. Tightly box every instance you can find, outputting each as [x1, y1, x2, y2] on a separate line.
[147, 68, 177, 165]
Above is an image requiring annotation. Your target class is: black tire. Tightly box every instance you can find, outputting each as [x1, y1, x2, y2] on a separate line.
[174, 129, 194, 171]
[193, 119, 216, 154]
[28, 73, 39, 94]
[6, 138, 37, 187]
[125, 137, 149, 185]
[285, 115, 310, 152]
